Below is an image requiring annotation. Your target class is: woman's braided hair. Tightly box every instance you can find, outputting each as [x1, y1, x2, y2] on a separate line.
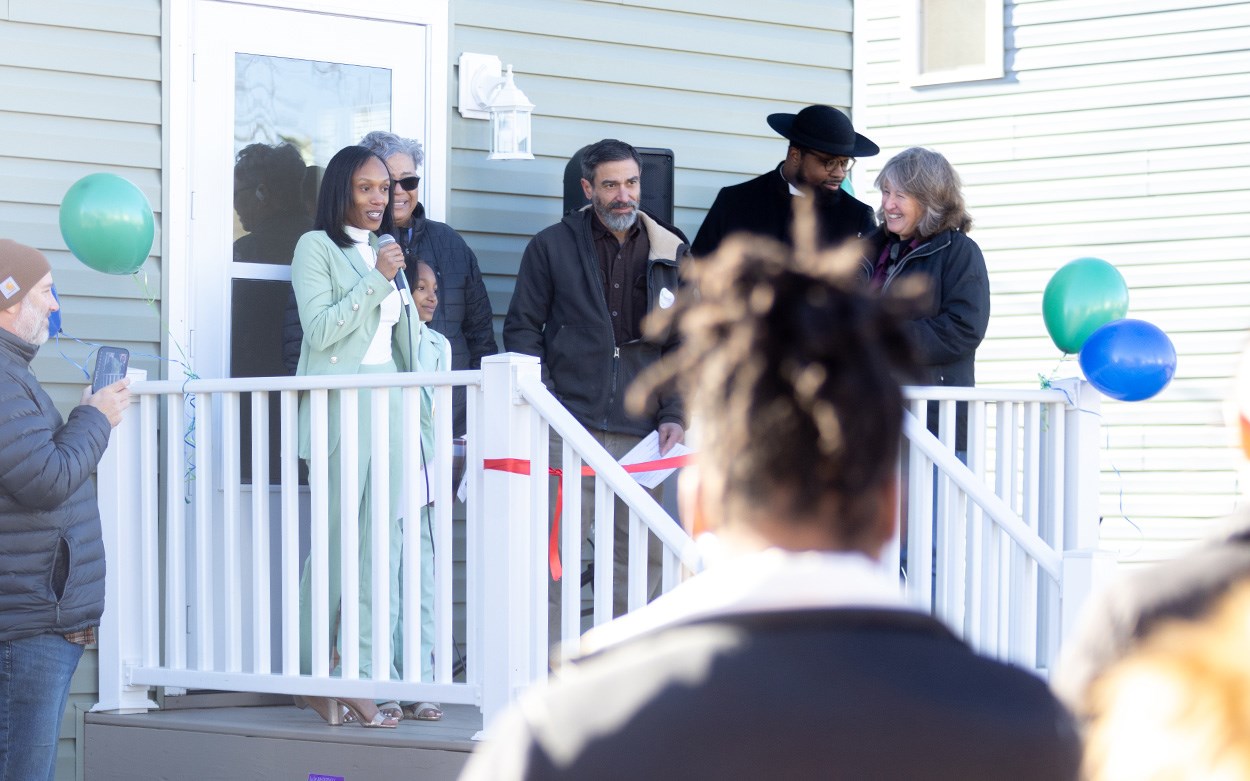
[630, 204, 917, 545]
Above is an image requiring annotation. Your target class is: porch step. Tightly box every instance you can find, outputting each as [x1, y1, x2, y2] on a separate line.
[84, 703, 480, 780]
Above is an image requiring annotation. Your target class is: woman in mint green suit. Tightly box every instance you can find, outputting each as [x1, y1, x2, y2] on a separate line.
[290, 145, 429, 728]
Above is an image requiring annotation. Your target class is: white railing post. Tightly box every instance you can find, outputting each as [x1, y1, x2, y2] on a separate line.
[1056, 378, 1101, 551]
[94, 370, 158, 713]
[1055, 378, 1115, 653]
[475, 354, 542, 738]
[1060, 548, 1117, 641]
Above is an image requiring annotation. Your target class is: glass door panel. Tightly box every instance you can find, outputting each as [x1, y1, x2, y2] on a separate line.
[192, 3, 424, 483]
[231, 54, 393, 480]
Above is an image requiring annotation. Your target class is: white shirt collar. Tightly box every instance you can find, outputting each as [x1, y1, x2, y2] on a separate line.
[578, 547, 908, 655]
[778, 163, 805, 197]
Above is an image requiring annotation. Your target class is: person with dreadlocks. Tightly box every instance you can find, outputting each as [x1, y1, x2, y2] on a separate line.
[460, 211, 1080, 780]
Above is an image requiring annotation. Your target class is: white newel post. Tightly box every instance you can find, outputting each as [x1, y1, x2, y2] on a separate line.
[476, 354, 542, 738]
[1057, 379, 1101, 551]
[94, 370, 158, 713]
[1055, 378, 1117, 645]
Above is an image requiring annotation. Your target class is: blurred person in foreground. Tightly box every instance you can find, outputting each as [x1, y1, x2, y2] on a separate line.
[1082, 580, 1250, 781]
[1055, 341, 1250, 717]
[0, 240, 131, 780]
[461, 210, 1080, 781]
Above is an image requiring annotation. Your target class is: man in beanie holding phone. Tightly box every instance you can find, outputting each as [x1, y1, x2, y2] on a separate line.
[691, 104, 879, 257]
[0, 239, 130, 781]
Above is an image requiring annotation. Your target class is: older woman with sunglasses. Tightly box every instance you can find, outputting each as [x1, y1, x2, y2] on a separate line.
[359, 131, 497, 440]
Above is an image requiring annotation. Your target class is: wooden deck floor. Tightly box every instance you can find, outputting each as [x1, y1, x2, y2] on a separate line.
[84, 700, 480, 780]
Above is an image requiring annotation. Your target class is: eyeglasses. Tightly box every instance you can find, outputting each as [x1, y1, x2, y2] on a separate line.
[391, 176, 420, 192]
[802, 150, 855, 173]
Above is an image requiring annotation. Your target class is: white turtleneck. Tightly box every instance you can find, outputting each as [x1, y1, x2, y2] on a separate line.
[345, 225, 400, 365]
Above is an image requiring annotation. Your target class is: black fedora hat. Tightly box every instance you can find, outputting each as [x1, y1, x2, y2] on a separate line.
[767, 104, 879, 158]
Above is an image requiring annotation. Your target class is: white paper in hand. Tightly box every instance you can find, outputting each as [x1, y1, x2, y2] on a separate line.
[618, 430, 691, 489]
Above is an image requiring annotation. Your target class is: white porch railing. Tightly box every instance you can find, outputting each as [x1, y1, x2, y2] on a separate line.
[93, 354, 700, 732]
[94, 354, 1112, 736]
[895, 380, 1116, 673]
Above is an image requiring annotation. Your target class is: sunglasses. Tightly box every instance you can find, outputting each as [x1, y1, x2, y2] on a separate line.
[391, 176, 420, 192]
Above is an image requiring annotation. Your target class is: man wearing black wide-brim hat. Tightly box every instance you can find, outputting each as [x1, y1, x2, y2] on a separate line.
[691, 104, 879, 257]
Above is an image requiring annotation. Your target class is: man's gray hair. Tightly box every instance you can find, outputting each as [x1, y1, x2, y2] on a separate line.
[874, 147, 973, 238]
[579, 139, 642, 184]
[359, 131, 425, 168]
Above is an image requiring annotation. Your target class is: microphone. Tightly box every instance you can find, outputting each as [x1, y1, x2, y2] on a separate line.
[377, 233, 406, 290]
[378, 233, 414, 317]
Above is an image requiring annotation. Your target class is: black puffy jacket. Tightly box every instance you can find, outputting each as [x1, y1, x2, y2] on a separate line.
[0, 329, 112, 641]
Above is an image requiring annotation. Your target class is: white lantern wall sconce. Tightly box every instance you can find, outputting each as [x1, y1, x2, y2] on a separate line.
[457, 52, 535, 161]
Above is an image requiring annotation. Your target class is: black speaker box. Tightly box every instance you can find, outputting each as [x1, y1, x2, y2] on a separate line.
[563, 145, 675, 225]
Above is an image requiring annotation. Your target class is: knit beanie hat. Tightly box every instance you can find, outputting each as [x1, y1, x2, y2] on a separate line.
[0, 240, 52, 311]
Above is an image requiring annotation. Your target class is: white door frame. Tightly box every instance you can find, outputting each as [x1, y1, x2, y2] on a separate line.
[162, 0, 449, 379]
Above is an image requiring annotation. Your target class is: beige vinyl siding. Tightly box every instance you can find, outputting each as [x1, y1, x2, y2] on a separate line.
[855, 0, 1250, 565]
[449, 0, 858, 340]
[0, 3, 161, 779]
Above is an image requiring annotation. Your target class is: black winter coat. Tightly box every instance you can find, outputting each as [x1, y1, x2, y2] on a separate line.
[397, 206, 498, 436]
[691, 166, 875, 257]
[864, 228, 990, 389]
[863, 228, 990, 451]
[0, 329, 112, 641]
[504, 208, 686, 437]
[396, 205, 498, 371]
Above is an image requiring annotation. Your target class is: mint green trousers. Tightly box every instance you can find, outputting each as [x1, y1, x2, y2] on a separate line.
[299, 361, 435, 684]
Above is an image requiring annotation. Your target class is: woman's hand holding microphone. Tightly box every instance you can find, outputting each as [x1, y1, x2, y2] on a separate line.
[376, 234, 405, 281]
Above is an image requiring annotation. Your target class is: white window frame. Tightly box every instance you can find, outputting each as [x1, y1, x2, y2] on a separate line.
[162, 0, 450, 377]
[900, 0, 1005, 87]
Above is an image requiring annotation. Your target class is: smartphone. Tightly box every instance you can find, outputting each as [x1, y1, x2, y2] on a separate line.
[91, 347, 130, 393]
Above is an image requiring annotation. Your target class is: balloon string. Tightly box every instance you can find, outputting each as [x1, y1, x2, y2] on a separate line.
[1044, 379, 1142, 558]
[1106, 460, 1144, 559]
[1037, 354, 1076, 391]
[125, 270, 201, 502]
[1035, 377, 1145, 554]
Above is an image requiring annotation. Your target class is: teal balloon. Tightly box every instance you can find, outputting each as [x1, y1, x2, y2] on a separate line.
[59, 173, 154, 275]
[1042, 257, 1129, 354]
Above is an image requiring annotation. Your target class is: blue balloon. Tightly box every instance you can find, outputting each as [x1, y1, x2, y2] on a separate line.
[48, 284, 61, 339]
[1078, 319, 1177, 402]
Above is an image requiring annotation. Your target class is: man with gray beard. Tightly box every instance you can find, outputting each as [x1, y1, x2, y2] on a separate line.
[0, 240, 130, 781]
[505, 139, 688, 653]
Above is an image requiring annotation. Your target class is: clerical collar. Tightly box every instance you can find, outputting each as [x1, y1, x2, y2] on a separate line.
[777, 163, 804, 198]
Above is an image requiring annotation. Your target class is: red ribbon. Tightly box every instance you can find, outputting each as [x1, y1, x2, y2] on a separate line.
[482, 454, 693, 581]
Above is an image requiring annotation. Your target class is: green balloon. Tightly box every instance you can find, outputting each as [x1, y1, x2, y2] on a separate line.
[59, 173, 154, 275]
[1042, 257, 1129, 354]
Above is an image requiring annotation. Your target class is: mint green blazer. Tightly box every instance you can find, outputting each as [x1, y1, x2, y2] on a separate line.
[291, 230, 415, 459]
